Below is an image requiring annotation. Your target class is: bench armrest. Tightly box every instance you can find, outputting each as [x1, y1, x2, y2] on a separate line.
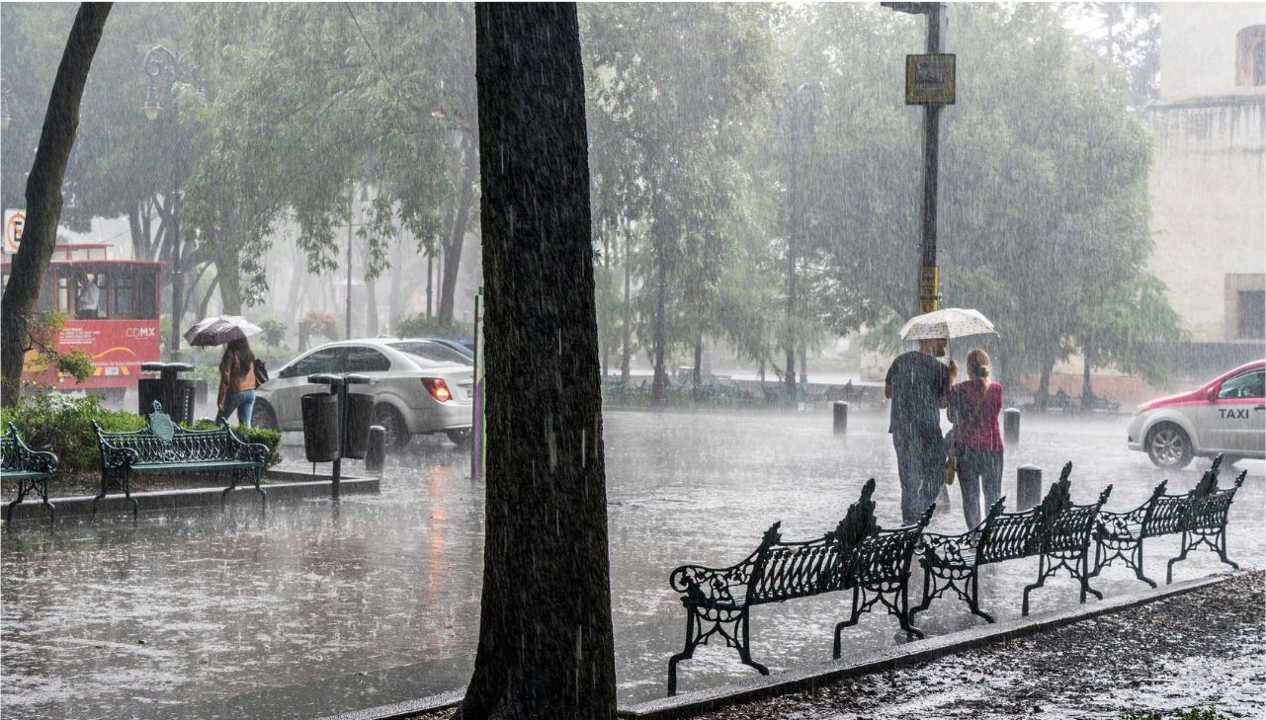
[223, 426, 272, 466]
[669, 555, 756, 607]
[235, 441, 272, 465]
[1096, 507, 1145, 537]
[93, 428, 141, 470]
[5, 425, 59, 473]
[920, 529, 975, 563]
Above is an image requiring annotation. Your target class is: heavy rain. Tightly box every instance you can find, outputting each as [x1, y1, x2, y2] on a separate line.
[0, 3, 1263, 720]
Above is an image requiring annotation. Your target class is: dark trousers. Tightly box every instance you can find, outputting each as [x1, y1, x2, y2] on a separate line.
[957, 449, 1003, 529]
[893, 430, 946, 526]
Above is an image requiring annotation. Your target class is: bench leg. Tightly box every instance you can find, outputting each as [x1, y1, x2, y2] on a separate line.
[909, 561, 934, 622]
[736, 611, 768, 676]
[833, 586, 864, 659]
[1079, 550, 1101, 601]
[122, 472, 138, 519]
[5, 481, 28, 523]
[39, 476, 55, 524]
[894, 580, 924, 640]
[666, 610, 697, 697]
[1215, 527, 1238, 571]
[1167, 530, 1190, 585]
[1022, 555, 1047, 617]
[966, 571, 994, 623]
[1133, 540, 1157, 589]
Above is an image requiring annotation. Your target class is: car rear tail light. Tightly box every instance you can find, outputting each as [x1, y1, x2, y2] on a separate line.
[421, 378, 453, 402]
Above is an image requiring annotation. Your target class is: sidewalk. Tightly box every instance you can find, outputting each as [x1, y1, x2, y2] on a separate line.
[691, 571, 1264, 720]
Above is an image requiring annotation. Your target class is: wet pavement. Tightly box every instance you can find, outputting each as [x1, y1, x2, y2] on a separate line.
[2, 408, 1262, 718]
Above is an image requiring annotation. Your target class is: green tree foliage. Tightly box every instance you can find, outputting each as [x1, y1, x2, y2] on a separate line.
[184, 3, 475, 319]
[582, 3, 774, 402]
[769, 3, 1178, 387]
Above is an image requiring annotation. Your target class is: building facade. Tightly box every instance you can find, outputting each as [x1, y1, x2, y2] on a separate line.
[1147, 3, 1265, 375]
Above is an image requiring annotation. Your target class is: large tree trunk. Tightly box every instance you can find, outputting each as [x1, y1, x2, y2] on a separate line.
[1035, 354, 1055, 411]
[213, 235, 243, 315]
[389, 233, 404, 333]
[439, 133, 479, 325]
[620, 235, 631, 382]
[649, 181, 670, 407]
[459, 4, 616, 718]
[0, 3, 111, 404]
[1081, 337, 1094, 412]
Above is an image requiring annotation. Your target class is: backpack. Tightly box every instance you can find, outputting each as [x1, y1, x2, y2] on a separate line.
[253, 358, 269, 385]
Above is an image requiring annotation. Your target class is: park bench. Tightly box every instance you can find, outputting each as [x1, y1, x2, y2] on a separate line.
[914, 463, 1111, 621]
[1092, 455, 1223, 588]
[92, 401, 270, 517]
[2, 424, 59, 522]
[1166, 464, 1247, 583]
[666, 479, 933, 695]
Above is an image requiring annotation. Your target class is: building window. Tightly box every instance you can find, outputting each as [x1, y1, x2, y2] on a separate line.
[1236, 25, 1265, 86]
[1239, 290, 1265, 339]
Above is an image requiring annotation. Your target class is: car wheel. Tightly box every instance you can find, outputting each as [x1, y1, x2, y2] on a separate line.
[253, 401, 279, 431]
[446, 428, 471, 447]
[1147, 423, 1193, 469]
[374, 403, 411, 451]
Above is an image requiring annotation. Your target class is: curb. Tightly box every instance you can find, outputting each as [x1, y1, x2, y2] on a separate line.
[2, 471, 378, 522]
[325, 571, 1238, 720]
[316, 691, 465, 720]
[618, 571, 1240, 719]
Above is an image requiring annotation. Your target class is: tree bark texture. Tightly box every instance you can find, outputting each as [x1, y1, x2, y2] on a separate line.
[0, 3, 112, 404]
[460, 4, 616, 718]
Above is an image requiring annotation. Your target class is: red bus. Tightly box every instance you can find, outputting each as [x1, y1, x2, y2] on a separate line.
[1, 244, 163, 397]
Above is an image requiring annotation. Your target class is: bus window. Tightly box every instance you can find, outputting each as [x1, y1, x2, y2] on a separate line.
[134, 269, 157, 319]
[114, 273, 136, 318]
[75, 271, 107, 319]
[58, 275, 72, 315]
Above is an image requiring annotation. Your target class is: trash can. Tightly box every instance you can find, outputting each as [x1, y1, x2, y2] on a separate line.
[301, 392, 341, 463]
[138, 362, 195, 425]
[342, 393, 375, 460]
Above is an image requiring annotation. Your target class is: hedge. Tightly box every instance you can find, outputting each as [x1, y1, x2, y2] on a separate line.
[1, 394, 281, 473]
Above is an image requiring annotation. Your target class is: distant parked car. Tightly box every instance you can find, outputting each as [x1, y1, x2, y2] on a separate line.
[1127, 360, 1265, 468]
[254, 338, 474, 450]
[420, 335, 475, 360]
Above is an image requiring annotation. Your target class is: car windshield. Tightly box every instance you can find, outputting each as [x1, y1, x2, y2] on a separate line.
[390, 341, 473, 368]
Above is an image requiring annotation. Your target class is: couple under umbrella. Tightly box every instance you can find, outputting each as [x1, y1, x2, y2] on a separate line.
[887, 308, 1003, 530]
[184, 315, 263, 427]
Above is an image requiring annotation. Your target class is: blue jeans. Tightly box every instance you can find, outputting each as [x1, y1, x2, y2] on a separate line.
[893, 429, 947, 526]
[957, 449, 1003, 529]
[216, 389, 255, 427]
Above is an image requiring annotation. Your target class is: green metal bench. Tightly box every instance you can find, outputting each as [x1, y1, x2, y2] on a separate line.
[2, 424, 59, 522]
[92, 401, 269, 517]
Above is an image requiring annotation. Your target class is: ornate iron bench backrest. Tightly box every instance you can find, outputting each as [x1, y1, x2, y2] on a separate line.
[848, 503, 934, 585]
[979, 462, 1073, 563]
[748, 532, 847, 603]
[1188, 469, 1247, 531]
[97, 401, 236, 463]
[748, 479, 879, 603]
[1, 425, 23, 471]
[1143, 491, 1189, 537]
[1045, 485, 1112, 553]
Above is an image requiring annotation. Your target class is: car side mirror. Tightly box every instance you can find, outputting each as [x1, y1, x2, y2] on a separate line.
[1206, 385, 1219, 402]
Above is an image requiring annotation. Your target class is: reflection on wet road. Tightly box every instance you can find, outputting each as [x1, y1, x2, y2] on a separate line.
[3, 409, 1261, 718]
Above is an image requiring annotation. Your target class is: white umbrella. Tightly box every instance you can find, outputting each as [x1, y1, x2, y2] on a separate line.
[899, 308, 997, 341]
[184, 315, 263, 347]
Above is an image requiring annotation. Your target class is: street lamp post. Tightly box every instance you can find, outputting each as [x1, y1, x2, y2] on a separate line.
[772, 82, 820, 396]
[882, 2, 949, 316]
[141, 45, 203, 362]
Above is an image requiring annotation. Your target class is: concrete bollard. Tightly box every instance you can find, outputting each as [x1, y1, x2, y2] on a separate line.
[1017, 464, 1042, 511]
[365, 425, 387, 474]
[833, 401, 849, 435]
[1003, 408, 1021, 445]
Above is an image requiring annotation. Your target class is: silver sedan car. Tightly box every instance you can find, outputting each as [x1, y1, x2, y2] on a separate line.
[253, 338, 474, 449]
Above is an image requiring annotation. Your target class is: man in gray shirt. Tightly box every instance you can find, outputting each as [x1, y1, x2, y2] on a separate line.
[885, 338, 956, 525]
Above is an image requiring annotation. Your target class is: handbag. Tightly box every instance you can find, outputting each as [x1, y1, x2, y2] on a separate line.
[944, 451, 958, 486]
